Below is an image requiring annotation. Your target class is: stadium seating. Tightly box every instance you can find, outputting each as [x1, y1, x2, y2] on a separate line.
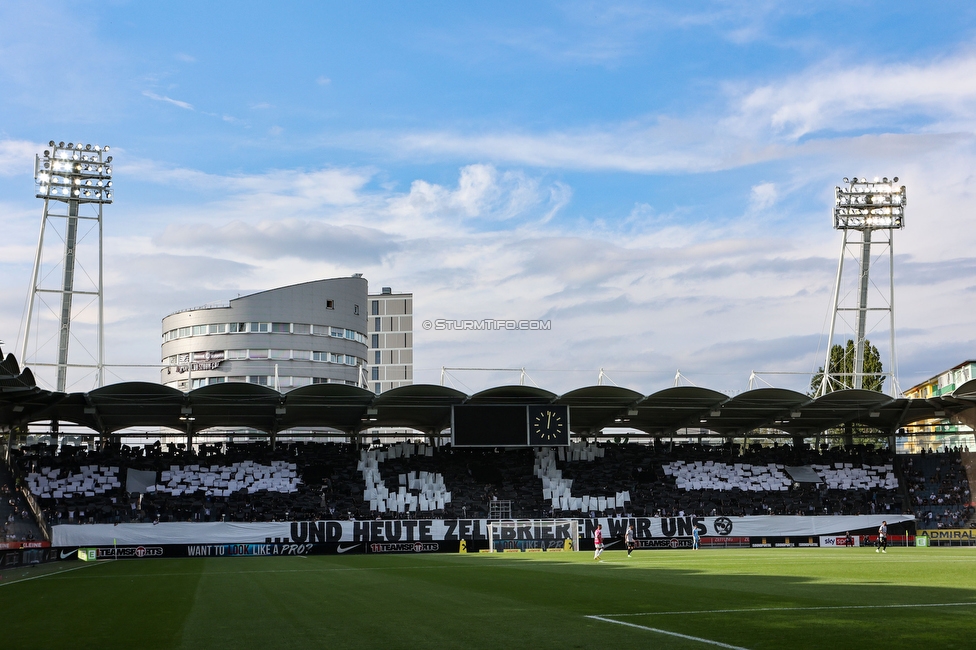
[6, 439, 974, 528]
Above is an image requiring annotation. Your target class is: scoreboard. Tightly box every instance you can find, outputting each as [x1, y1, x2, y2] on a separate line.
[451, 404, 570, 447]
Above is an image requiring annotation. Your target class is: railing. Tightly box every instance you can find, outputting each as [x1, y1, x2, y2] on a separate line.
[18, 486, 52, 541]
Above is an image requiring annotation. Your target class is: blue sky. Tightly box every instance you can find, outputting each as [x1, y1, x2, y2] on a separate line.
[2, 1, 975, 395]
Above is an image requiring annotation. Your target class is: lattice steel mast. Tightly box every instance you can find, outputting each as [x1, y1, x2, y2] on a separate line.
[21, 141, 114, 391]
[818, 176, 904, 397]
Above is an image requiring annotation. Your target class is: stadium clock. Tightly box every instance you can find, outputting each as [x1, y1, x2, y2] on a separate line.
[528, 405, 570, 446]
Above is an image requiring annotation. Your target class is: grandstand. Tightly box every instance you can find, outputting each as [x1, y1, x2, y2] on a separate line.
[2, 343, 976, 558]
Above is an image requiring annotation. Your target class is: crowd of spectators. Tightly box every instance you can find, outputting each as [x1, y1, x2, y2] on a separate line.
[903, 446, 975, 529]
[5, 438, 973, 529]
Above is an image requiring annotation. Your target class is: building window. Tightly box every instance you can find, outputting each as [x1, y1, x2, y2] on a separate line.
[371, 300, 379, 315]
[330, 327, 343, 338]
[374, 382, 381, 394]
[227, 349, 247, 360]
[354, 304, 360, 315]
[178, 327, 191, 338]
[374, 350, 381, 364]
[248, 376, 270, 386]
[271, 322, 290, 333]
[292, 350, 312, 361]
[326, 300, 334, 310]
[293, 323, 310, 335]
[270, 349, 290, 360]
[371, 367, 379, 380]
[374, 317, 381, 331]
[371, 334, 379, 348]
[249, 349, 269, 359]
[251, 322, 270, 333]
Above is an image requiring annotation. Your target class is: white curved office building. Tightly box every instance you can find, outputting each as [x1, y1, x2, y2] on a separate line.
[161, 277, 369, 391]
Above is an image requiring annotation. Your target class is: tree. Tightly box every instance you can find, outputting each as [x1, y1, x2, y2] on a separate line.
[810, 339, 885, 395]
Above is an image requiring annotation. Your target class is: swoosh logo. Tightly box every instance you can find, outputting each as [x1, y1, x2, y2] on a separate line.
[337, 544, 359, 554]
[60, 549, 78, 559]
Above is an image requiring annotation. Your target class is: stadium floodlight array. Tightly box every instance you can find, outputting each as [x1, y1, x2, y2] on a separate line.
[488, 519, 579, 553]
[833, 177, 905, 230]
[819, 176, 905, 397]
[35, 141, 114, 203]
[22, 140, 115, 392]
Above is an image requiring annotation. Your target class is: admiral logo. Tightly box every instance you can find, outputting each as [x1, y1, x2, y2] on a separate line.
[370, 542, 440, 553]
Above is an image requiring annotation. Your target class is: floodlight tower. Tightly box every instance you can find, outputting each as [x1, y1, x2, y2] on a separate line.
[21, 141, 114, 392]
[818, 177, 904, 397]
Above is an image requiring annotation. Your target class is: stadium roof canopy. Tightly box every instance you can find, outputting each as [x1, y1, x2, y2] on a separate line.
[2, 347, 975, 439]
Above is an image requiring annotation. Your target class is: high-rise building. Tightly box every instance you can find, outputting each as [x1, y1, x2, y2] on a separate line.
[161, 277, 369, 391]
[367, 287, 413, 394]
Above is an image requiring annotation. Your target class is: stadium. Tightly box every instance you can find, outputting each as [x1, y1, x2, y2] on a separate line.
[2, 158, 976, 649]
[3, 333, 976, 647]
[4, 6, 976, 648]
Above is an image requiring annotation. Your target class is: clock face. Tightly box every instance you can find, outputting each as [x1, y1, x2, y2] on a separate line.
[528, 405, 569, 445]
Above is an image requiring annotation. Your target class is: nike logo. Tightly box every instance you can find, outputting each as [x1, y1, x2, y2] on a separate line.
[337, 544, 359, 554]
[60, 549, 78, 559]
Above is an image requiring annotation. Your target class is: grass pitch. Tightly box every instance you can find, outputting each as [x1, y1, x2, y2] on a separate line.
[2, 547, 975, 649]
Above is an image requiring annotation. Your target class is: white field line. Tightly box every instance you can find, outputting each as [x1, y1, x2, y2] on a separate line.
[593, 601, 976, 618]
[586, 615, 750, 649]
[0, 560, 101, 588]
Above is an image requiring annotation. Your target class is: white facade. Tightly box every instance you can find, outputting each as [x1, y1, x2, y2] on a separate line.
[367, 287, 413, 394]
[161, 277, 369, 391]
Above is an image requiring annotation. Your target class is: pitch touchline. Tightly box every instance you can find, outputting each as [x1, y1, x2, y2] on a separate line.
[586, 616, 750, 649]
[0, 561, 99, 588]
[595, 601, 976, 617]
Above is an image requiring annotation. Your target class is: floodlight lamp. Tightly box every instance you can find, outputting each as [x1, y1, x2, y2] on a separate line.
[104, 145, 110, 151]
[106, 156, 112, 163]
[85, 144, 91, 150]
[58, 141, 64, 147]
[893, 177, 898, 182]
[843, 177, 849, 183]
[67, 143, 73, 149]
[49, 140, 55, 146]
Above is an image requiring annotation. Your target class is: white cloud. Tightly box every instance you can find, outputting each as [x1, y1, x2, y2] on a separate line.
[142, 90, 194, 111]
[729, 52, 976, 139]
[345, 50, 976, 179]
[0, 139, 38, 176]
[749, 182, 777, 212]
